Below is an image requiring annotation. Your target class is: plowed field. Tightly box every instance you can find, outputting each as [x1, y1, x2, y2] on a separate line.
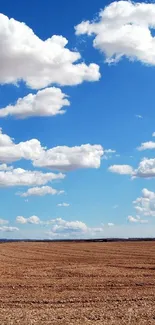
[0, 241, 155, 324]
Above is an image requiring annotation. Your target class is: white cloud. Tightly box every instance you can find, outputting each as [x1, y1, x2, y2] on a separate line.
[137, 134, 155, 150]
[103, 149, 116, 160]
[127, 215, 148, 223]
[133, 188, 155, 217]
[0, 129, 103, 170]
[0, 14, 100, 89]
[57, 203, 70, 207]
[0, 226, 19, 232]
[16, 215, 40, 224]
[108, 164, 133, 175]
[135, 158, 155, 178]
[19, 186, 64, 197]
[0, 164, 13, 171]
[75, 1, 155, 66]
[0, 87, 70, 119]
[135, 115, 143, 119]
[16, 216, 104, 238]
[0, 129, 44, 163]
[46, 218, 104, 238]
[109, 158, 155, 179]
[0, 218, 9, 225]
[107, 223, 114, 226]
[50, 218, 87, 233]
[33, 144, 104, 171]
[0, 168, 65, 187]
[127, 188, 155, 225]
[105, 149, 116, 153]
[137, 141, 155, 151]
[0, 128, 14, 146]
[16, 216, 27, 224]
[127, 215, 139, 223]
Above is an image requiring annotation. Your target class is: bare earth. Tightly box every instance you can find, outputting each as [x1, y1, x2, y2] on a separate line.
[0, 242, 155, 325]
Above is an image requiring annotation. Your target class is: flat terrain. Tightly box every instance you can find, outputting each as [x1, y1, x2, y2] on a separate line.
[0, 242, 155, 325]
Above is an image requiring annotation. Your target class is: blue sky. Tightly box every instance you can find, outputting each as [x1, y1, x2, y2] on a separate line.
[1, 0, 155, 238]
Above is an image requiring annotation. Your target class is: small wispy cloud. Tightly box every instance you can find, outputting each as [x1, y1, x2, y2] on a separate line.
[57, 203, 70, 207]
[113, 205, 119, 209]
[0, 218, 9, 225]
[107, 223, 114, 227]
[135, 114, 143, 119]
[102, 149, 116, 160]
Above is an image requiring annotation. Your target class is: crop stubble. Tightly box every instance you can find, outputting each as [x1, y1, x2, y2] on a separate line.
[0, 241, 155, 324]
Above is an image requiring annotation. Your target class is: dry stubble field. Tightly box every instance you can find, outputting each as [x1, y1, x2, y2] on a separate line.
[0, 241, 155, 325]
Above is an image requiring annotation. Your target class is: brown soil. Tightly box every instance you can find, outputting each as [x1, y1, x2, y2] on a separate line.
[0, 241, 155, 324]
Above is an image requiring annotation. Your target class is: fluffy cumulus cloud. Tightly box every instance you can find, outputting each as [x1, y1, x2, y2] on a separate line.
[0, 128, 44, 163]
[0, 128, 14, 147]
[19, 186, 64, 197]
[0, 14, 100, 89]
[108, 164, 133, 175]
[137, 133, 155, 150]
[16, 215, 40, 224]
[33, 144, 104, 171]
[109, 157, 155, 179]
[127, 188, 155, 224]
[47, 218, 104, 238]
[0, 226, 19, 232]
[0, 129, 103, 170]
[57, 203, 70, 207]
[0, 88, 70, 119]
[133, 188, 155, 217]
[15, 216, 105, 238]
[49, 218, 87, 233]
[135, 158, 155, 178]
[107, 223, 114, 226]
[0, 168, 64, 187]
[0, 164, 13, 171]
[75, 1, 155, 66]
[138, 141, 155, 151]
[15, 216, 116, 238]
[127, 215, 148, 224]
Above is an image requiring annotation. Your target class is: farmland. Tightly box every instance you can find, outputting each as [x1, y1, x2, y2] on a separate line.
[0, 241, 155, 324]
